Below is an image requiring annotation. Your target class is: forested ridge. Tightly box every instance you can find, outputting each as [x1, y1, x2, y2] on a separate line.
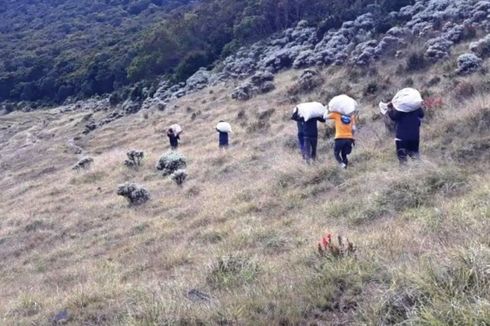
[0, 0, 412, 106]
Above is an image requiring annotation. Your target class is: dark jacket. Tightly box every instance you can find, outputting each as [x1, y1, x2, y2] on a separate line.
[388, 108, 424, 141]
[303, 117, 326, 138]
[291, 111, 305, 136]
[167, 133, 180, 148]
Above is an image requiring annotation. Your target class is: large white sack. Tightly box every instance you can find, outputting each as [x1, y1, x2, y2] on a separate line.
[216, 122, 232, 133]
[328, 95, 358, 115]
[296, 102, 327, 121]
[392, 88, 423, 113]
[170, 124, 182, 135]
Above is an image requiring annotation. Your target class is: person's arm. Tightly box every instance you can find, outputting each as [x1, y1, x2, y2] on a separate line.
[387, 108, 399, 122]
[418, 108, 425, 119]
[318, 117, 326, 123]
[291, 110, 301, 121]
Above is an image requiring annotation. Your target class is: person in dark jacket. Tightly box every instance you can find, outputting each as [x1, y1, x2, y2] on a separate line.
[387, 103, 425, 164]
[291, 110, 305, 158]
[303, 116, 326, 162]
[167, 128, 180, 150]
[216, 121, 230, 149]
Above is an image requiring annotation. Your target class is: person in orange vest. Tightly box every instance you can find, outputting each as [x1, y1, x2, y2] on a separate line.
[324, 112, 356, 169]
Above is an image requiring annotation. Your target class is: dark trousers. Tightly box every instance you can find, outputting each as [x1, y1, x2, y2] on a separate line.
[303, 137, 318, 162]
[396, 139, 420, 164]
[168, 136, 179, 149]
[334, 139, 353, 166]
[219, 132, 229, 148]
[298, 133, 305, 157]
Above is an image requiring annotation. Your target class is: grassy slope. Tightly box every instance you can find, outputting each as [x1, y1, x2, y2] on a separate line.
[0, 47, 489, 325]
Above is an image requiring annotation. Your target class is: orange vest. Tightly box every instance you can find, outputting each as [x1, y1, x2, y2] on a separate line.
[326, 112, 355, 139]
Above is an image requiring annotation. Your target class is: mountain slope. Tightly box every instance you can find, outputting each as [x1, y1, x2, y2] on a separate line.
[0, 41, 489, 324]
[0, 0, 414, 105]
[0, 0, 194, 103]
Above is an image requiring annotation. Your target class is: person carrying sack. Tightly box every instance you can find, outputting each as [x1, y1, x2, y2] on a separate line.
[325, 95, 358, 169]
[167, 124, 182, 150]
[216, 121, 232, 149]
[294, 102, 327, 163]
[325, 112, 356, 168]
[380, 88, 425, 164]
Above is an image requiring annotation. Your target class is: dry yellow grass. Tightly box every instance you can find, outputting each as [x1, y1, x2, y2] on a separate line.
[0, 51, 489, 325]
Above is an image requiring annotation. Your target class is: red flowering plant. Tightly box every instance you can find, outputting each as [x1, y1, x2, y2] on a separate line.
[317, 231, 355, 258]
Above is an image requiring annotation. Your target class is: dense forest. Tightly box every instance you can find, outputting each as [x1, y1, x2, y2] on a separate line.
[0, 0, 413, 105]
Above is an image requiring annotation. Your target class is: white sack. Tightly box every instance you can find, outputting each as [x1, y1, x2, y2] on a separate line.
[296, 102, 327, 121]
[327, 95, 358, 115]
[170, 124, 182, 135]
[216, 122, 232, 133]
[392, 88, 423, 113]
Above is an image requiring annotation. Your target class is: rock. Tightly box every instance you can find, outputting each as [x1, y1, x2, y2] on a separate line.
[470, 34, 490, 57]
[52, 309, 70, 324]
[185, 289, 211, 303]
[456, 53, 483, 74]
[72, 157, 93, 171]
[117, 183, 150, 205]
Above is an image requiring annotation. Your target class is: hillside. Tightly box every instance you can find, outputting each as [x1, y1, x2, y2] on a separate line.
[0, 0, 194, 104]
[1, 0, 490, 325]
[1, 39, 489, 324]
[0, 0, 413, 106]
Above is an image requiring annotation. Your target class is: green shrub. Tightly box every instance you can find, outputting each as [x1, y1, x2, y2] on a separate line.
[406, 52, 428, 72]
[156, 152, 187, 176]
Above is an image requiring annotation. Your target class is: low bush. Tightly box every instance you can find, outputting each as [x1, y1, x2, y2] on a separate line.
[156, 152, 187, 176]
[124, 150, 144, 169]
[117, 182, 150, 205]
[406, 52, 428, 72]
[171, 169, 187, 186]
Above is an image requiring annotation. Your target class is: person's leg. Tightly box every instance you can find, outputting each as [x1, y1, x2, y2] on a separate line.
[311, 137, 318, 161]
[334, 140, 343, 164]
[396, 140, 408, 165]
[303, 137, 312, 162]
[341, 140, 353, 166]
[407, 139, 420, 160]
[298, 133, 305, 158]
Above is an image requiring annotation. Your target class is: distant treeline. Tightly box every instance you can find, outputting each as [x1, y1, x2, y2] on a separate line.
[0, 0, 413, 105]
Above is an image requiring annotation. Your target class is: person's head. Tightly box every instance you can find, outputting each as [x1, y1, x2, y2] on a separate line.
[168, 128, 174, 134]
[387, 102, 394, 110]
[219, 120, 224, 123]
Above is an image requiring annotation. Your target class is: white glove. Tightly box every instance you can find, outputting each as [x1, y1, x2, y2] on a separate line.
[379, 102, 389, 115]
